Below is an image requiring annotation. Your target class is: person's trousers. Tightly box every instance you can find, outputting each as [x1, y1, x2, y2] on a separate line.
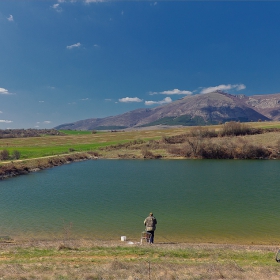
[147, 230, 154, 243]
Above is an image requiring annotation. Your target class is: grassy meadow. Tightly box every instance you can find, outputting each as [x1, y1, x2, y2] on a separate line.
[0, 126, 193, 160]
[1, 240, 280, 279]
[1, 121, 280, 161]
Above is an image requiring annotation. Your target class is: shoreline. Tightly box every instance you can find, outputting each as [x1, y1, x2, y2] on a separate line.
[1, 151, 279, 181]
[0, 152, 98, 180]
[1, 237, 279, 252]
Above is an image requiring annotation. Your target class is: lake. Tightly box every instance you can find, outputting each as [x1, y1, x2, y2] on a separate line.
[0, 159, 280, 244]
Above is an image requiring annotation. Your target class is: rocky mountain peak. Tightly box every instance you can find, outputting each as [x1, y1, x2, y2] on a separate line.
[55, 91, 280, 130]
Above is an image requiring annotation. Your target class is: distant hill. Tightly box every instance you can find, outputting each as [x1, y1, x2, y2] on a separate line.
[55, 91, 280, 130]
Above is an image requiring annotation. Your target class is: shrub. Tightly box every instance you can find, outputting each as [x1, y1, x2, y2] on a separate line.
[141, 147, 161, 159]
[0, 149, 10, 160]
[219, 121, 252, 137]
[236, 144, 270, 159]
[162, 134, 188, 144]
[88, 151, 100, 157]
[200, 141, 233, 159]
[189, 127, 218, 138]
[167, 144, 192, 157]
[11, 150, 21, 160]
[185, 137, 204, 157]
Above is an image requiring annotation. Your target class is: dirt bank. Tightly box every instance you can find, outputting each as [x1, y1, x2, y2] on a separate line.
[0, 152, 98, 180]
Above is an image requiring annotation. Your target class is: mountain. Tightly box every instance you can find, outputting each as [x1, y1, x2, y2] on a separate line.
[55, 91, 280, 130]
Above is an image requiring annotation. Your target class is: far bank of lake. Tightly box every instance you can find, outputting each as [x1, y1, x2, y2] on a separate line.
[0, 159, 279, 245]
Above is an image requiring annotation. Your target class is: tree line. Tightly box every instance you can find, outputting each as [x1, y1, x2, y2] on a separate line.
[0, 129, 65, 139]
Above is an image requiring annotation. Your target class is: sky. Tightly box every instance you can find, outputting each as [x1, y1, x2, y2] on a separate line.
[0, 0, 280, 129]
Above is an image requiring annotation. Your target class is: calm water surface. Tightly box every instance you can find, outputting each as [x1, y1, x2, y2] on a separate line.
[0, 159, 280, 244]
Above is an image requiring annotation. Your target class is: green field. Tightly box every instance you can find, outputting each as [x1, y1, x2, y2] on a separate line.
[0, 127, 182, 160]
[0, 121, 280, 161]
[59, 130, 95, 135]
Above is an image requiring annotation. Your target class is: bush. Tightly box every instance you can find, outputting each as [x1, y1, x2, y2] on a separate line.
[219, 121, 252, 137]
[141, 147, 161, 159]
[234, 143, 270, 159]
[0, 149, 10, 160]
[200, 142, 233, 159]
[167, 144, 192, 157]
[185, 137, 204, 157]
[189, 127, 218, 138]
[162, 134, 188, 144]
[11, 150, 21, 160]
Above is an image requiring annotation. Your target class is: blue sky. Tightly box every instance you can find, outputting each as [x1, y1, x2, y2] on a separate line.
[0, 0, 280, 129]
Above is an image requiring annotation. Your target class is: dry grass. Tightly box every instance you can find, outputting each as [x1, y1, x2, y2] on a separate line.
[0, 240, 280, 279]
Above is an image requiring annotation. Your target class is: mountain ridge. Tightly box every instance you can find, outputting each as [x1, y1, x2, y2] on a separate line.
[55, 91, 280, 130]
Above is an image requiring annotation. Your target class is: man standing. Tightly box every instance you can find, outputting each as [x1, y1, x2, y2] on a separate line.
[144, 212, 157, 244]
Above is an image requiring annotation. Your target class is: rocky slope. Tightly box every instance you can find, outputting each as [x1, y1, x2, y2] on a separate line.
[55, 91, 280, 130]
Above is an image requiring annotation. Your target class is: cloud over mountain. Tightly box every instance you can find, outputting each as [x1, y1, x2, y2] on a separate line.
[200, 84, 246, 94]
[56, 91, 280, 130]
[119, 97, 143, 103]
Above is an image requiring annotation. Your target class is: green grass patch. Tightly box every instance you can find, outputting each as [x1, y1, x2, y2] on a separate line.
[0, 141, 131, 159]
[59, 130, 94, 135]
[0, 245, 277, 267]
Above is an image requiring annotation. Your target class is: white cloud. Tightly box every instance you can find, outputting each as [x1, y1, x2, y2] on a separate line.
[105, 98, 112, 101]
[150, 89, 192, 95]
[0, 88, 12, 95]
[145, 97, 172, 106]
[52, 4, 62, 12]
[85, 0, 105, 3]
[200, 84, 246, 94]
[7, 15, 14, 22]
[39, 101, 44, 103]
[0, 111, 2, 113]
[236, 84, 246, 90]
[81, 98, 89, 101]
[0, 120, 13, 123]
[119, 97, 143, 103]
[44, 121, 51, 124]
[66, 42, 81, 49]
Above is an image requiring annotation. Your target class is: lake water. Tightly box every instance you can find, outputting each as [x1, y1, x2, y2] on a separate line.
[0, 159, 280, 244]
